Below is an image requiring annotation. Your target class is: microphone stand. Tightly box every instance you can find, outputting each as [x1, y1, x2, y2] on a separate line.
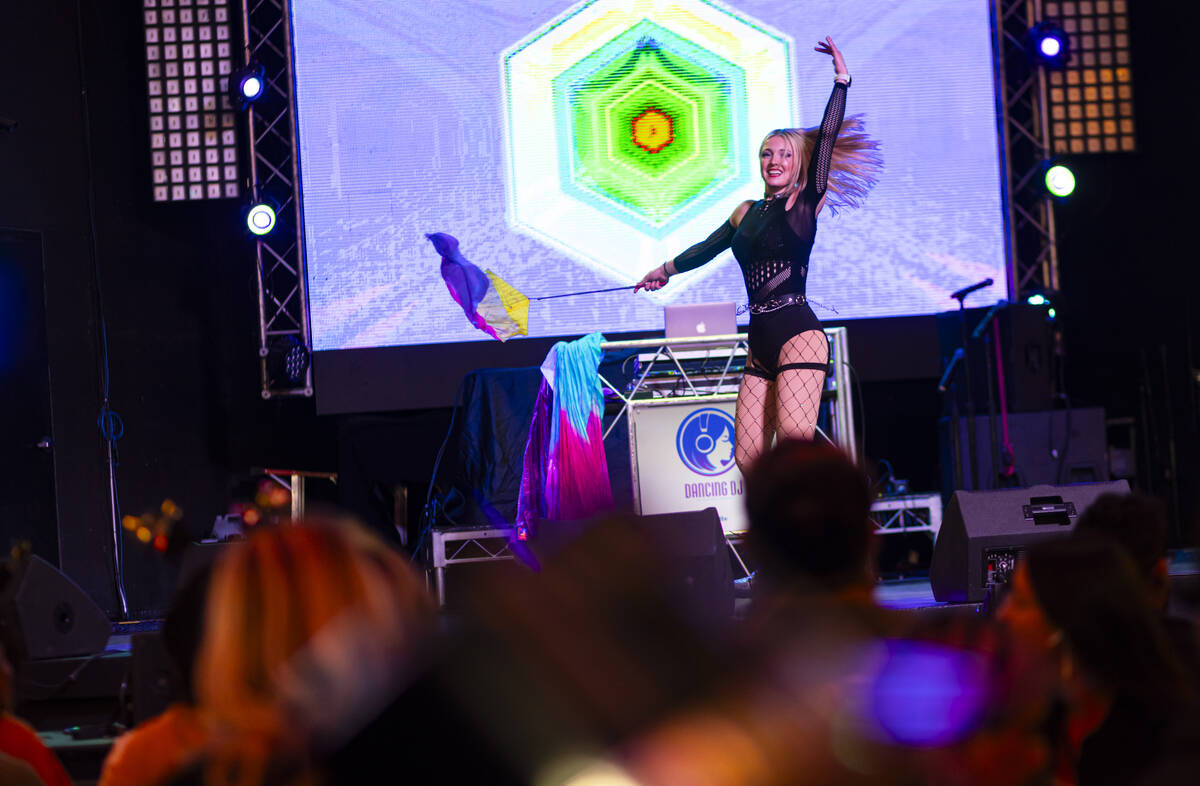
[993, 315, 1019, 486]
[948, 278, 993, 490]
[973, 301, 1008, 489]
[955, 296, 979, 489]
[939, 349, 965, 492]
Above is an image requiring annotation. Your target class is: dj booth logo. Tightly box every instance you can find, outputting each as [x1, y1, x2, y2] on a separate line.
[676, 408, 736, 476]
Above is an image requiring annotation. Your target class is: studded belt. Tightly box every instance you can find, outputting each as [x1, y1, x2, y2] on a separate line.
[738, 292, 807, 315]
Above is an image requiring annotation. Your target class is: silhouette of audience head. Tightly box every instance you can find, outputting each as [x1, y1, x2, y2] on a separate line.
[1073, 492, 1170, 607]
[743, 439, 873, 593]
[999, 537, 1190, 707]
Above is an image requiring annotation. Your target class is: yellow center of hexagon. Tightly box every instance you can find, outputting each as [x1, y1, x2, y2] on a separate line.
[631, 108, 674, 154]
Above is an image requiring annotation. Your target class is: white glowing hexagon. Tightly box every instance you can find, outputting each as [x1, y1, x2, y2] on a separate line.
[501, 0, 795, 287]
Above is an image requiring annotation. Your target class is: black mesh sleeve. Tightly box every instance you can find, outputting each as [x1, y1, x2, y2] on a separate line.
[807, 81, 847, 198]
[672, 220, 734, 273]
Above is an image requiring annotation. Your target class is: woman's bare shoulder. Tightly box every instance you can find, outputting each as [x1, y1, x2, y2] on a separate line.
[730, 200, 755, 228]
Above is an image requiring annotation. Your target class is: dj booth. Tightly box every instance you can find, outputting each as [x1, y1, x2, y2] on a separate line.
[599, 329, 857, 535]
[424, 328, 921, 603]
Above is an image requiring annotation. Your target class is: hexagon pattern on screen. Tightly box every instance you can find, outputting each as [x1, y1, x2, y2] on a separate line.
[503, 0, 794, 280]
[553, 19, 747, 230]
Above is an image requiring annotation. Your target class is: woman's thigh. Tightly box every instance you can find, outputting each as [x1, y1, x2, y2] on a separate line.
[774, 330, 829, 440]
[735, 354, 777, 469]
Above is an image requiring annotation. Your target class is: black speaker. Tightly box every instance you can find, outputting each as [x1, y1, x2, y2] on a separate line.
[937, 303, 1057, 415]
[930, 480, 1130, 603]
[0, 555, 111, 661]
[939, 407, 1109, 494]
[536, 508, 734, 620]
[634, 508, 734, 620]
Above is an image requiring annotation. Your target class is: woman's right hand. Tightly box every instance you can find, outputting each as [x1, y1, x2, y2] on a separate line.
[634, 263, 671, 292]
[815, 36, 848, 75]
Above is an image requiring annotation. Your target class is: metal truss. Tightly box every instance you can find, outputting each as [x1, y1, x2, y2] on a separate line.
[241, 0, 312, 398]
[994, 0, 1059, 297]
[236, 0, 1056, 393]
[869, 494, 944, 539]
[427, 527, 516, 605]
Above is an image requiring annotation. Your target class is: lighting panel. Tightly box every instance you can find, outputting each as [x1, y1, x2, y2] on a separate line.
[1044, 1, 1136, 154]
[143, 0, 241, 201]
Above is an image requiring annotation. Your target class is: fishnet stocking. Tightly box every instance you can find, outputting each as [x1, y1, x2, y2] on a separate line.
[775, 330, 829, 441]
[735, 362, 777, 474]
[734, 330, 828, 473]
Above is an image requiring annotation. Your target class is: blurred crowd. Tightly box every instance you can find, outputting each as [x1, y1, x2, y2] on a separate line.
[2, 440, 1198, 785]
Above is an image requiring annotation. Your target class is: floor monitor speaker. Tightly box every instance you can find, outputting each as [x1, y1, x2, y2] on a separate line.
[930, 480, 1130, 603]
[0, 555, 110, 661]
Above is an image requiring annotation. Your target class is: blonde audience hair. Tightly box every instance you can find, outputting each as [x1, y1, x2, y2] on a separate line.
[195, 516, 434, 786]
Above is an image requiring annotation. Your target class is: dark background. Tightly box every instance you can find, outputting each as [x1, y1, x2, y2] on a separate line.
[0, 1, 1195, 617]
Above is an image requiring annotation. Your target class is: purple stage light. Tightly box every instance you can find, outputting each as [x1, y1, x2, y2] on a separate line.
[1028, 21, 1070, 67]
[228, 62, 267, 108]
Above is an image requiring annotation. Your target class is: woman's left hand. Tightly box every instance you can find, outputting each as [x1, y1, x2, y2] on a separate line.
[815, 36, 847, 75]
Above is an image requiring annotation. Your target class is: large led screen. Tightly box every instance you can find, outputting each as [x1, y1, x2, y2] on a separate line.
[293, 0, 1006, 356]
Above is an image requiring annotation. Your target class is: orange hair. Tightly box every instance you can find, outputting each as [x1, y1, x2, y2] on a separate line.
[194, 517, 434, 786]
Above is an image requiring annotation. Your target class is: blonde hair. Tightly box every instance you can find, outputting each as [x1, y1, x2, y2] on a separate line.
[759, 115, 882, 214]
[195, 517, 434, 786]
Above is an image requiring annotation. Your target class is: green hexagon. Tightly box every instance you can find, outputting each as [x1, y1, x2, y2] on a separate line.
[604, 82, 701, 175]
[552, 19, 748, 233]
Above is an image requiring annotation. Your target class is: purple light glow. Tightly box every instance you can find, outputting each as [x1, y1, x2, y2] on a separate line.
[870, 640, 989, 747]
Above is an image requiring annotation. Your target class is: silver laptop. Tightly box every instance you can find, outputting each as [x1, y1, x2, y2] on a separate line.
[663, 302, 738, 342]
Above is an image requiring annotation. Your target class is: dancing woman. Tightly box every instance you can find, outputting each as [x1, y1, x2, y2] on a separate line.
[635, 37, 881, 473]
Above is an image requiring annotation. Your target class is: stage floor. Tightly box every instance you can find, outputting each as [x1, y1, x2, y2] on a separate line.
[871, 549, 1200, 614]
[873, 577, 956, 611]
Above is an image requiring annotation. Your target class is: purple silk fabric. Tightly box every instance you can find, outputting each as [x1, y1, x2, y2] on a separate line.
[515, 380, 553, 541]
[427, 231, 494, 336]
[514, 335, 613, 543]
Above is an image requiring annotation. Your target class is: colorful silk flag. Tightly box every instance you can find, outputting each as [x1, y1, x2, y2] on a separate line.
[515, 332, 613, 542]
[426, 232, 529, 342]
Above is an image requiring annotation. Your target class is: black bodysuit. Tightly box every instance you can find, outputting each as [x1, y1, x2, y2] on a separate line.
[672, 80, 847, 379]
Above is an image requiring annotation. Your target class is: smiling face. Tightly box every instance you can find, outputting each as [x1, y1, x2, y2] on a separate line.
[760, 134, 797, 195]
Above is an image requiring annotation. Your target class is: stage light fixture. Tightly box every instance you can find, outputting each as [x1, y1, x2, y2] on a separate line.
[265, 335, 310, 386]
[1024, 285, 1060, 312]
[1044, 163, 1076, 197]
[245, 201, 277, 235]
[1029, 21, 1070, 67]
[228, 62, 266, 107]
[1039, 35, 1062, 59]
[282, 338, 310, 384]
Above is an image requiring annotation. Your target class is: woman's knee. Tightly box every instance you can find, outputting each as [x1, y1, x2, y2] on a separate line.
[777, 419, 817, 442]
